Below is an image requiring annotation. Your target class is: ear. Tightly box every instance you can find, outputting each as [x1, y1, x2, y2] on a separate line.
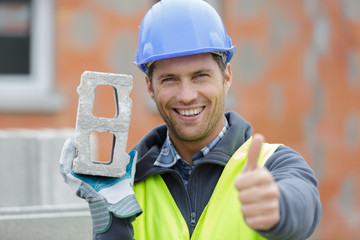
[145, 76, 155, 100]
[224, 63, 232, 94]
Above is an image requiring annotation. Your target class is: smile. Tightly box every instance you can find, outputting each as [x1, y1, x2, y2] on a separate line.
[176, 107, 204, 117]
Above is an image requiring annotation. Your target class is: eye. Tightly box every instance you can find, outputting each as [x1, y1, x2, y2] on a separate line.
[194, 73, 209, 79]
[161, 77, 175, 83]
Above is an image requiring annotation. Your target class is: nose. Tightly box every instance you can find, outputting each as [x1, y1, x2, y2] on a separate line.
[176, 80, 198, 104]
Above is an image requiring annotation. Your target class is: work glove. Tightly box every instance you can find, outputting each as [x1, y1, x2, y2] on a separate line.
[59, 138, 142, 234]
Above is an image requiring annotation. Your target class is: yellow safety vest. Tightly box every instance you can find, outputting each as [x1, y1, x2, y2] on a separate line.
[133, 138, 281, 240]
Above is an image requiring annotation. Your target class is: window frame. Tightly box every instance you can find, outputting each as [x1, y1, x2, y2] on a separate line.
[0, 0, 65, 113]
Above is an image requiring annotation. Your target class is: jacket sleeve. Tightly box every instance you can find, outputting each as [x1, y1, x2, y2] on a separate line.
[93, 215, 135, 240]
[258, 145, 322, 240]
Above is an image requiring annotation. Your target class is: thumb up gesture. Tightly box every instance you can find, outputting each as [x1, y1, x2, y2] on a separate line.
[234, 134, 280, 230]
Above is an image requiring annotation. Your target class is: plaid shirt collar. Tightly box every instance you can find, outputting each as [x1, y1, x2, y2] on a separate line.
[154, 118, 229, 168]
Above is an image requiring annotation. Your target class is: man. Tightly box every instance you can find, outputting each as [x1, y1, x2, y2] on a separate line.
[60, 0, 321, 239]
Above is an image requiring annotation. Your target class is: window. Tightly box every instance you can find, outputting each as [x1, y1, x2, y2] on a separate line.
[0, 0, 30, 74]
[0, 0, 65, 112]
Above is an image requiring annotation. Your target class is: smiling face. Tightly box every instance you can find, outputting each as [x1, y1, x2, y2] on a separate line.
[146, 53, 232, 148]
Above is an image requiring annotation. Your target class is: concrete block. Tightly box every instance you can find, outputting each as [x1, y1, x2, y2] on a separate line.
[72, 71, 133, 177]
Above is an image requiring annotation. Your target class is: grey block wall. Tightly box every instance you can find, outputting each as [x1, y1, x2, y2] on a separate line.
[0, 205, 92, 240]
[0, 129, 92, 239]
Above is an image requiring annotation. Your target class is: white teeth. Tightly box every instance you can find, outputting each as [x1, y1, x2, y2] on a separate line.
[178, 108, 203, 116]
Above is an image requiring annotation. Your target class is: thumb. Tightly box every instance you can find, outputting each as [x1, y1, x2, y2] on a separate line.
[244, 134, 265, 171]
[127, 150, 138, 186]
[59, 138, 77, 174]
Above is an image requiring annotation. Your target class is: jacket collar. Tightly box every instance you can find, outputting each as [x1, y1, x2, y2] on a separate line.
[132, 111, 253, 183]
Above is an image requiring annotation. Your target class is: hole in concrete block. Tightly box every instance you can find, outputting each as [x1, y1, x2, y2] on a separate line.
[93, 85, 119, 118]
[90, 131, 115, 164]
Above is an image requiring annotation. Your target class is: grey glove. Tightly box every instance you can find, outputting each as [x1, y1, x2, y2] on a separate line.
[59, 138, 142, 234]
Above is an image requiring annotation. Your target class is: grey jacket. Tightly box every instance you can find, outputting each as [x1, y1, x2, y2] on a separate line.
[94, 111, 321, 240]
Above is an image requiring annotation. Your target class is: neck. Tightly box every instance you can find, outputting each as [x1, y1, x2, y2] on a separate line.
[169, 118, 225, 165]
[170, 138, 204, 165]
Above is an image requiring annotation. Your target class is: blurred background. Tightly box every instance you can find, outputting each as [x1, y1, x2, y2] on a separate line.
[0, 0, 359, 239]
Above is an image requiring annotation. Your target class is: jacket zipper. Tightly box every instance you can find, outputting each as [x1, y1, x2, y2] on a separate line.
[151, 169, 203, 236]
[166, 170, 195, 235]
[190, 212, 196, 228]
[188, 166, 200, 235]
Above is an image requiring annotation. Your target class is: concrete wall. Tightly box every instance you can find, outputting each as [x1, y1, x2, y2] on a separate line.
[0, 129, 83, 207]
[0, 205, 92, 240]
[0, 129, 92, 239]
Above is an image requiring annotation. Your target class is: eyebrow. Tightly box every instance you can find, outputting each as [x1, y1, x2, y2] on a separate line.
[157, 73, 176, 79]
[157, 68, 214, 79]
[192, 69, 213, 75]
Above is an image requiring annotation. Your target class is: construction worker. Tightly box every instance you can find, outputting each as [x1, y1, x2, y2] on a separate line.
[60, 0, 321, 239]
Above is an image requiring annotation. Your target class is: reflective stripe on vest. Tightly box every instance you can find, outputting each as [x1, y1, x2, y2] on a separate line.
[133, 137, 282, 240]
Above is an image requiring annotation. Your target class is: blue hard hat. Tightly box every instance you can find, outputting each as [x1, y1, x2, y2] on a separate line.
[134, 0, 236, 73]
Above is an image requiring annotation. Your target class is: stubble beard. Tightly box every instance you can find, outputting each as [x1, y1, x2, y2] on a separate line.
[156, 101, 225, 143]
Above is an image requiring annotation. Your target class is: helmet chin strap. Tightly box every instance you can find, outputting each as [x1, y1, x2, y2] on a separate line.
[212, 51, 227, 64]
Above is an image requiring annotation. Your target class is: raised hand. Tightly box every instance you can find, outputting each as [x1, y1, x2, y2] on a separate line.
[59, 138, 142, 234]
[234, 134, 280, 230]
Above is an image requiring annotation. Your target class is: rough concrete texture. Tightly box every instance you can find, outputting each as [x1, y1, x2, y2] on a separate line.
[72, 71, 133, 177]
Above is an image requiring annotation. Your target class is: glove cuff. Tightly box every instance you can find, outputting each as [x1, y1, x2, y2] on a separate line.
[89, 198, 111, 234]
[89, 195, 142, 234]
[110, 194, 142, 218]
